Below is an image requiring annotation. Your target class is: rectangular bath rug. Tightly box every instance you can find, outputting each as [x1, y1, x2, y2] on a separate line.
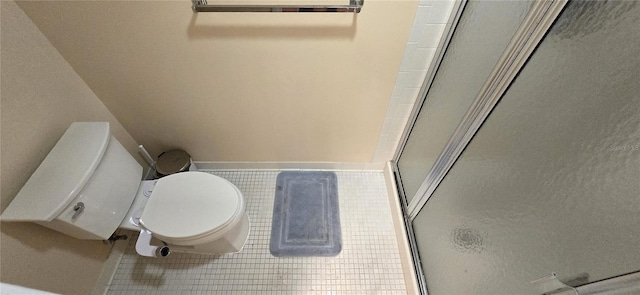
[270, 171, 341, 257]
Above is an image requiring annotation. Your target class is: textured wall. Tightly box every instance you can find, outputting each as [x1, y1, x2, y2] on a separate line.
[0, 1, 142, 293]
[17, 0, 418, 163]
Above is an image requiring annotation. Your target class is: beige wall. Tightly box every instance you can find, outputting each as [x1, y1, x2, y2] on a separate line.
[0, 1, 142, 293]
[16, 0, 418, 163]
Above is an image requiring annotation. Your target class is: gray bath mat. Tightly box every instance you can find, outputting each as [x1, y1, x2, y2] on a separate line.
[270, 171, 341, 257]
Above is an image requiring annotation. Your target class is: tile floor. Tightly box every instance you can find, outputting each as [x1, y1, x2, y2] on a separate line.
[106, 171, 406, 294]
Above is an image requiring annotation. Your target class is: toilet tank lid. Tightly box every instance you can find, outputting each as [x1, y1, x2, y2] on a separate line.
[1, 122, 111, 222]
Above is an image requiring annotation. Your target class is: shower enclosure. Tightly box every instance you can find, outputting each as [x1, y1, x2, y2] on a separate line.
[393, 0, 640, 294]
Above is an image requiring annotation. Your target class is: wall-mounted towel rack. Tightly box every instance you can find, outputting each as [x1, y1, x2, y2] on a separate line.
[192, 0, 363, 13]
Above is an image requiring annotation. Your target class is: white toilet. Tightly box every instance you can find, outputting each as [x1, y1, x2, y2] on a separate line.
[0, 122, 250, 257]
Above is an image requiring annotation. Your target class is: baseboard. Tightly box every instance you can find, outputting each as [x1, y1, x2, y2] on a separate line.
[194, 161, 385, 171]
[92, 230, 131, 295]
[384, 162, 420, 295]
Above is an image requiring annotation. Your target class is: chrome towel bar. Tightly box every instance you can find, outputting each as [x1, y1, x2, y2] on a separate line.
[192, 0, 363, 13]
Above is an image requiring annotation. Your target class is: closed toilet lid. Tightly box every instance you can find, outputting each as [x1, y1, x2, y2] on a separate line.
[139, 172, 242, 240]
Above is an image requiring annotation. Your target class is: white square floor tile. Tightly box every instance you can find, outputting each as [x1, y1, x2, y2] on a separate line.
[106, 171, 406, 294]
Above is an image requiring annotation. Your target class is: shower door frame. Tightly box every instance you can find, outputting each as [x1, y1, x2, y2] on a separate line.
[391, 0, 569, 293]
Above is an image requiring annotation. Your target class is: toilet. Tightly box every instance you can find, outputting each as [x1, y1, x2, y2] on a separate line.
[0, 122, 250, 257]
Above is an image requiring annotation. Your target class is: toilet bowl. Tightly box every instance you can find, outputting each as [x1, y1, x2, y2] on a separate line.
[0, 122, 250, 257]
[123, 171, 250, 255]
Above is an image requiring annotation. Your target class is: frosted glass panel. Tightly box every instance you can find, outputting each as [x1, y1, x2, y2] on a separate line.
[397, 0, 532, 203]
[413, 1, 640, 294]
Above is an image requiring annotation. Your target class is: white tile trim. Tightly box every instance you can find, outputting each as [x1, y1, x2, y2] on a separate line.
[372, 0, 456, 163]
[92, 231, 130, 295]
[384, 162, 420, 294]
[193, 161, 385, 171]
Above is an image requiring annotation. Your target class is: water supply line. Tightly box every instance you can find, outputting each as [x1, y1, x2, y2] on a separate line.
[138, 145, 156, 168]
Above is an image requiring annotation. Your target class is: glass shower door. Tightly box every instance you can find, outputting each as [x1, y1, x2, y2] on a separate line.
[408, 0, 640, 294]
[396, 0, 533, 205]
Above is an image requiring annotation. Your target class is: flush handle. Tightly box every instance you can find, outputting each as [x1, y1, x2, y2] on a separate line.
[72, 202, 85, 220]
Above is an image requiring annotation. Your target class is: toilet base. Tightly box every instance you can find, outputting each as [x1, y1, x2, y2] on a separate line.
[166, 213, 250, 255]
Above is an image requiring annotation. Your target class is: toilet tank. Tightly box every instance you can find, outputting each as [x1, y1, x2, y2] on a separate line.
[0, 122, 143, 240]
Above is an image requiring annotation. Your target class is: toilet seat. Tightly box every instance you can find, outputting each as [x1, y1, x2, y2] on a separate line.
[139, 172, 244, 244]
